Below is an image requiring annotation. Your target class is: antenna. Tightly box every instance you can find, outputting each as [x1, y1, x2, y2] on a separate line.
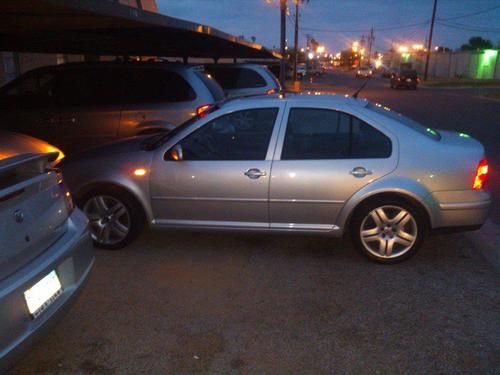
[352, 77, 371, 98]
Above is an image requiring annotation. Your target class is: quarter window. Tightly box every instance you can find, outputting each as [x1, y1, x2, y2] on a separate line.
[281, 108, 391, 160]
[206, 67, 267, 89]
[123, 69, 196, 103]
[179, 108, 278, 160]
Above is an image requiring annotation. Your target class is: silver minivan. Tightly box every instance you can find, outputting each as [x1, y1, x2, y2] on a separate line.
[0, 135, 94, 372]
[0, 62, 225, 154]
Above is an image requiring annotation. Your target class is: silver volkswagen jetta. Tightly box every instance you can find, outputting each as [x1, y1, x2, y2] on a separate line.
[61, 94, 491, 263]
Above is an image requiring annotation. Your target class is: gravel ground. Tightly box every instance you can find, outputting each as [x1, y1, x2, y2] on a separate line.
[9, 229, 500, 374]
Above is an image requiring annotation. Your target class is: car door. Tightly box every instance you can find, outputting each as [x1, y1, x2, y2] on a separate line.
[149, 104, 284, 229]
[52, 67, 123, 154]
[269, 105, 398, 232]
[0, 70, 58, 144]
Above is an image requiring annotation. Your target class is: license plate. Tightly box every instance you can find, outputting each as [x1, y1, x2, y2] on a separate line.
[406, 78, 412, 82]
[24, 270, 63, 319]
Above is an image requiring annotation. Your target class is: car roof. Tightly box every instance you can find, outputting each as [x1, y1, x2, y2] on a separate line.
[220, 93, 369, 110]
[32, 61, 204, 73]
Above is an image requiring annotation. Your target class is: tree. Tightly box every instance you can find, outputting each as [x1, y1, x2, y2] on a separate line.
[460, 36, 493, 51]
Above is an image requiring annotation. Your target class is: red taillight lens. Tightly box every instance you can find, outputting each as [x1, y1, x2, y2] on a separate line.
[473, 159, 488, 190]
[266, 88, 276, 95]
[196, 104, 213, 118]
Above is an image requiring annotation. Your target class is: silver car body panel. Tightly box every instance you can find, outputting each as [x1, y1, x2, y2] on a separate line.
[62, 94, 491, 237]
[0, 148, 94, 372]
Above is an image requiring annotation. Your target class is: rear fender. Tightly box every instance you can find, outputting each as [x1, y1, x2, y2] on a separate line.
[336, 175, 437, 232]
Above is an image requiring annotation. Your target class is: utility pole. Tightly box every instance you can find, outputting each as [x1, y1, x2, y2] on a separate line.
[367, 27, 374, 66]
[293, 0, 299, 82]
[279, 0, 287, 88]
[424, 0, 438, 81]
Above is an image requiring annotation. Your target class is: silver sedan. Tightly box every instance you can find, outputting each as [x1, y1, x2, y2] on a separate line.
[61, 94, 491, 263]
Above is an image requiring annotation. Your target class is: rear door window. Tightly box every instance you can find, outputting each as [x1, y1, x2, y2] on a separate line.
[281, 108, 391, 160]
[123, 68, 196, 103]
[53, 68, 123, 107]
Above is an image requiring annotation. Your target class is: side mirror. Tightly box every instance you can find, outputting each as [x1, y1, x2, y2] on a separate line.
[165, 144, 183, 161]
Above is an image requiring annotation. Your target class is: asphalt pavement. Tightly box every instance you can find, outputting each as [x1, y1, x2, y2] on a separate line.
[8, 71, 500, 375]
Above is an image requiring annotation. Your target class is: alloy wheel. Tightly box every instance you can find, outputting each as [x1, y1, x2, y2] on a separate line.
[83, 195, 131, 246]
[360, 205, 418, 259]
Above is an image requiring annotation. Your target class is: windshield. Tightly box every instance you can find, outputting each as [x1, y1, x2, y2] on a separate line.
[367, 103, 441, 140]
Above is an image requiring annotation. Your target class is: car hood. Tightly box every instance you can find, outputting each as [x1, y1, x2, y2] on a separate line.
[64, 135, 152, 162]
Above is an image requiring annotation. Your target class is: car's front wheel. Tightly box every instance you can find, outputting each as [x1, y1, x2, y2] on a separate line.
[351, 200, 425, 263]
[81, 187, 145, 249]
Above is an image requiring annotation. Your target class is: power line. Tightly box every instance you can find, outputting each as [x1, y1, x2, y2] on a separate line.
[437, 21, 500, 33]
[438, 4, 500, 21]
[438, 20, 500, 31]
[301, 20, 429, 33]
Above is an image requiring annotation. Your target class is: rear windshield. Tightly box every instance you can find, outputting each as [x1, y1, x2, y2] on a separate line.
[401, 70, 417, 77]
[367, 103, 441, 140]
[196, 71, 225, 101]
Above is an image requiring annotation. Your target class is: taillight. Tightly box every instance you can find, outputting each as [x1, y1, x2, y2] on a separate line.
[57, 176, 74, 214]
[266, 88, 276, 95]
[473, 159, 488, 190]
[196, 104, 213, 118]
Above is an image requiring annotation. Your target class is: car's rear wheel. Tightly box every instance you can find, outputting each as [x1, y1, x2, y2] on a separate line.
[351, 201, 425, 263]
[81, 187, 145, 250]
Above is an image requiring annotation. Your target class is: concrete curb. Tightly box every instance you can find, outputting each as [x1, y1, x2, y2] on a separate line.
[420, 85, 500, 90]
[467, 219, 500, 273]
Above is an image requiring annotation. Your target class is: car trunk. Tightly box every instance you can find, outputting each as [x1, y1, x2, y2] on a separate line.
[0, 153, 69, 281]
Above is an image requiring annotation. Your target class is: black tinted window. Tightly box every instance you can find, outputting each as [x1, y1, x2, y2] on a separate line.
[0, 71, 55, 107]
[207, 67, 267, 89]
[282, 108, 391, 160]
[54, 68, 123, 107]
[180, 108, 278, 160]
[124, 68, 196, 103]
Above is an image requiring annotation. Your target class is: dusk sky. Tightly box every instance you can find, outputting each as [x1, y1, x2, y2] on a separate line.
[157, 0, 500, 53]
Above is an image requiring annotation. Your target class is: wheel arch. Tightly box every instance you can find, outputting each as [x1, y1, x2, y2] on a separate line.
[74, 181, 151, 223]
[339, 189, 434, 237]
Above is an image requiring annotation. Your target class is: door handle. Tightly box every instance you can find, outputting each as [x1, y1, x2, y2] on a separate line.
[350, 167, 373, 178]
[244, 168, 267, 179]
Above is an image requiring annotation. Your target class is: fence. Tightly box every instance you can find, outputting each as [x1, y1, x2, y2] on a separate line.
[384, 49, 500, 80]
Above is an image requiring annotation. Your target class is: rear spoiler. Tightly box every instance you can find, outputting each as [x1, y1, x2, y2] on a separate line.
[0, 152, 59, 179]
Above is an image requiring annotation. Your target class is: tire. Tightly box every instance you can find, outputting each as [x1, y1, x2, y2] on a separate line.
[80, 186, 146, 250]
[350, 199, 426, 264]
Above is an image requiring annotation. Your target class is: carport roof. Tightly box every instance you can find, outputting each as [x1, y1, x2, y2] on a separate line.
[0, 0, 279, 60]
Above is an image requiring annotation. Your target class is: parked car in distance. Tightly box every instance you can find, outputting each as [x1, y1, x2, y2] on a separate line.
[356, 66, 373, 78]
[0, 62, 225, 154]
[204, 64, 281, 98]
[390, 69, 420, 89]
[0, 147, 94, 372]
[297, 63, 307, 79]
[61, 94, 490, 264]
